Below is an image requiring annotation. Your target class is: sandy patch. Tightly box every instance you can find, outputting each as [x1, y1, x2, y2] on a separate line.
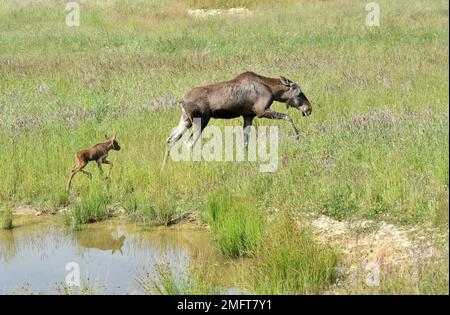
[13, 205, 68, 216]
[187, 8, 252, 18]
[308, 214, 448, 284]
[13, 205, 42, 216]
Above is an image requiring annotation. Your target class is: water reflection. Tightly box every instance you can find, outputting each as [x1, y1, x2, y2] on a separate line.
[0, 216, 249, 294]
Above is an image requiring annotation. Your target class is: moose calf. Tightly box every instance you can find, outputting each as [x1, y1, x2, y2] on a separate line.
[67, 135, 121, 191]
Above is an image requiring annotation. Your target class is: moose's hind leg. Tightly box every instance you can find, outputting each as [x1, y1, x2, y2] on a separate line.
[161, 112, 193, 171]
[168, 109, 193, 144]
[186, 115, 210, 149]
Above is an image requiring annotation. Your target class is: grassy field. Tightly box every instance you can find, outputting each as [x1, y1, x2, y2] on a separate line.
[0, 0, 448, 294]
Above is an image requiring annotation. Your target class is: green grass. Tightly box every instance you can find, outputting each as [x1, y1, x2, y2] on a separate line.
[0, 0, 447, 228]
[0, 0, 447, 294]
[136, 261, 222, 295]
[206, 193, 265, 257]
[64, 189, 111, 230]
[0, 203, 13, 230]
[253, 210, 338, 294]
[123, 179, 185, 226]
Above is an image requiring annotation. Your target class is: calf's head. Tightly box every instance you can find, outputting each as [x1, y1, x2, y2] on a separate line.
[280, 76, 312, 117]
[105, 135, 121, 151]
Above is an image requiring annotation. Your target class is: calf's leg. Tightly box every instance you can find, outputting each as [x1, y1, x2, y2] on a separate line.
[67, 161, 89, 191]
[102, 158, 113, 178]
[97, 160, 107, 179]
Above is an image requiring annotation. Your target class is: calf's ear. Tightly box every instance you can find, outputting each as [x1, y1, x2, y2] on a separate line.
[280, 76, 291, 86]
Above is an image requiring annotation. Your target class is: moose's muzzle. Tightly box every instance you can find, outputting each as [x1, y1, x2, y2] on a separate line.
[298, 93, 312, 117]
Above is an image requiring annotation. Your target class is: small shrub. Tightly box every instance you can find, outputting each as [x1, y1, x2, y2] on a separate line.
[363, 192, 390, 219]
[152, 196, 180, 226]
[50, 190, 70, 208]
[136, 261, 221, 295]
[123, 191, 181, 226]
[0, 203, 13, 230]
[253, 210, 338, 294]
[321, 185, 357, 220]
[64, 190, 111, 229]
[207, 193, 265, 257]
[123, 194, 154, 226]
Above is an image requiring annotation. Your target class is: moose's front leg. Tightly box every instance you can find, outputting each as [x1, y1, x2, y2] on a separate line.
[243, 115, 255, 148]
[260, 110, 299, 138]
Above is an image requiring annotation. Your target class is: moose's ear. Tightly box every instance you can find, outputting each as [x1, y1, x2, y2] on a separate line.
[280, 76, 291, 86]
[112, 135, 116, 141]
[291, 82, 300, 92]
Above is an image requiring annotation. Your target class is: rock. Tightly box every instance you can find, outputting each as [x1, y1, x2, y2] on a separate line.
[38, 83, 51, 93]
[84, 73, 98, 86]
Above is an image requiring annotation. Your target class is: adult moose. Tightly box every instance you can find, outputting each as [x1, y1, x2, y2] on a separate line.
[162, 71, 312, 169]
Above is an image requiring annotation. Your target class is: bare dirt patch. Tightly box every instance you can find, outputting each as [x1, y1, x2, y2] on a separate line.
[13, 205, 42, 216]
[13, 205, 67, 216]
[187, 8, 252, 18]
[306, 214, 448, 292]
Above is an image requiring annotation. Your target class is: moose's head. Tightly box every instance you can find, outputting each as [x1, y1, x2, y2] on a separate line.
[279, 76, 312, 117]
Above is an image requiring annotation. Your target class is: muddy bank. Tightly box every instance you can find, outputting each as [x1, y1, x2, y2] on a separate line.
[11, 205, 198, 225]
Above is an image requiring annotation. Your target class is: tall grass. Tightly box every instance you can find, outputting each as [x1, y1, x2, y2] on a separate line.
[253, 210, 338, 294]
[64, 189, 111, 230]
[136, 261, 222, 295]
[0, 0, 447, 227]
[207, 193, 265, 257]
[0, 0, 447, 294]
[0, 203, 13, 230]
[123, 186, 184, 226]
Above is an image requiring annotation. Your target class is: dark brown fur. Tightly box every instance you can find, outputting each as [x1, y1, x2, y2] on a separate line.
[67, 136, 121, 191]
[162, 72, 312, 169]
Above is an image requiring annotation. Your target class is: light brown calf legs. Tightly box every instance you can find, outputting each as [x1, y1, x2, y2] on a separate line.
[66, 161, 91, 191]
